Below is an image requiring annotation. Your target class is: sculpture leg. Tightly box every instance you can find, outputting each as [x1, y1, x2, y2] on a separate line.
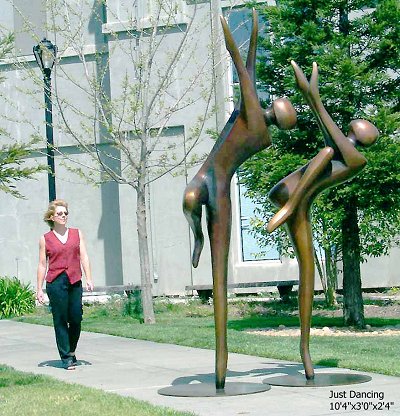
[267, 147, 334, 233]
[206, 193, 231, 390]
[287, 211, 315, 379]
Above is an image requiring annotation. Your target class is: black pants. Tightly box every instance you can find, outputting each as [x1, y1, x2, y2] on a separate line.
[46, 272, 83, 364]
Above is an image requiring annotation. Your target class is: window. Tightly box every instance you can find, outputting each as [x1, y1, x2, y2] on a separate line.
[13, 0, 46, 56]
[237, 177, 279, 261]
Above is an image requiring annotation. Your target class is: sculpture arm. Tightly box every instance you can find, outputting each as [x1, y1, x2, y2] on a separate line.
[220, 12, 261, 122]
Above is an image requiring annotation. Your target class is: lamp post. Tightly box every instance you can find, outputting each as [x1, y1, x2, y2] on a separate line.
[33, 38, 57, 202]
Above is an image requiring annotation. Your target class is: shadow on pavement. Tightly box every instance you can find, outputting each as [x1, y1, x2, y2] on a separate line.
[38, 359, 92, 368]
[171, 362, 304, 385]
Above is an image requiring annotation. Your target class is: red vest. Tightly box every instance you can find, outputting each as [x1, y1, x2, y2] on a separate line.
[44, 228, 82, 284]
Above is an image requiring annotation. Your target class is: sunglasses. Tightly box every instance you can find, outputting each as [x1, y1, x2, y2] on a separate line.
[55, 211, 69, 217]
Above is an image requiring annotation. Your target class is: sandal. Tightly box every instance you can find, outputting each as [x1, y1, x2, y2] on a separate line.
[63, 358, 76, 370]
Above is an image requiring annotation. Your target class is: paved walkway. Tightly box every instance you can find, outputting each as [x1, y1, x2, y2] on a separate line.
[1, 320, 399, 415]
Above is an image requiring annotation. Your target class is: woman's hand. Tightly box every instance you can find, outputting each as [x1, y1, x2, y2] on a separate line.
[36, 288, 45, 304]
[86, 279, 94, 291]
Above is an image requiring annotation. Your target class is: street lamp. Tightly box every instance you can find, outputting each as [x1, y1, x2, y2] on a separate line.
[33, 38, 57, 202]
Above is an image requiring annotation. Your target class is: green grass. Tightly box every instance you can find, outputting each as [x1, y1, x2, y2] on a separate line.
[15, 297, 400, 378]
[0, 365, 195, 416]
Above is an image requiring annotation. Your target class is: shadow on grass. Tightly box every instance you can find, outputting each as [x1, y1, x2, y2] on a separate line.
[227, 316, 343, 331]
[315, 358, 339, 368]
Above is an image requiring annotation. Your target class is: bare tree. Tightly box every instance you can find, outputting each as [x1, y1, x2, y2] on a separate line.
[11, 0, 234, 323]
[0, 33, 46, 198]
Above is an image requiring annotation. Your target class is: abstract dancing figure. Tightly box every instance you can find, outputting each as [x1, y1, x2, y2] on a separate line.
[267, 61, 379, 379]
[183, 10, 296, 390]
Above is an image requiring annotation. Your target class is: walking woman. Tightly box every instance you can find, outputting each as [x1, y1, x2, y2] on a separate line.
[36, 199, 93, 370]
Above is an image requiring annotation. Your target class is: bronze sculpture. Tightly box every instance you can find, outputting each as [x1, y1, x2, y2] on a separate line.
[265, 61, 378, 386]
[159, 10, 296, 396]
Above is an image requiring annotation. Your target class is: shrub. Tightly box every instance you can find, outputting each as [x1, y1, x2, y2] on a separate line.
[123, 290, 144, 323]
[0, 276, 35, 318]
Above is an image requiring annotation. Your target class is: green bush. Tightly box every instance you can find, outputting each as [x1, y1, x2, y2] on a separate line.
[0, 277, 35, 318]
[123, 290, 144, 323]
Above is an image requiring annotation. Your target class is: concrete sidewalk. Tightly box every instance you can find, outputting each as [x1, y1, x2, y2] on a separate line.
[1, 320, 399, 415]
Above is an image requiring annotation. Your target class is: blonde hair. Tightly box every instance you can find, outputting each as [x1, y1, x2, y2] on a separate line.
[44, 199, 69, 229]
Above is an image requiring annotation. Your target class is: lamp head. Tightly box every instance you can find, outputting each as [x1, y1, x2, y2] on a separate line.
[33, 38, 57, 76]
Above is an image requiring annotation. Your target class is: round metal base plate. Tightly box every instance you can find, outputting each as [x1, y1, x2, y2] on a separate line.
[263, 373, 372, 387]
[158, 382, 271, 397]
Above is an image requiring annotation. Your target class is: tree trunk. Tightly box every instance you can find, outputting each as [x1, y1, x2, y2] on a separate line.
[341, 199, 365, 328]
[314, 246, 326, 294]
[324, 245, 338, 307]
[136, 177, 156, 324]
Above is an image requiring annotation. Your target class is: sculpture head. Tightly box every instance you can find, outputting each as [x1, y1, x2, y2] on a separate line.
[264, 97, 297, 130]
[348, 119, 379, 147]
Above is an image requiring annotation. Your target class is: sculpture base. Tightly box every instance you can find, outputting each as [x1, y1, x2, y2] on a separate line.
[158, 382, 271, 397]
[263, 373, 371, 387]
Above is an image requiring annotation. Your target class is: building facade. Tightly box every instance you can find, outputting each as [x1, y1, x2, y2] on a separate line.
[0, 0, 398, 295]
